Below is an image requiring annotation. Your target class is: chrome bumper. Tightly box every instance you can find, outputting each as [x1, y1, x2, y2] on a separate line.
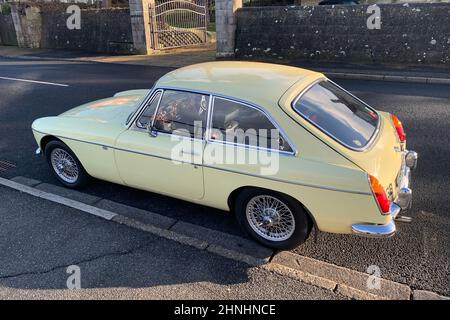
[35, 147, 42, 156]
[352, 150, 417, 238]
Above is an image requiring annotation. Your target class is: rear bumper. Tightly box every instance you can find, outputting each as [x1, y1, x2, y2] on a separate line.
[351, 150, 417, 238]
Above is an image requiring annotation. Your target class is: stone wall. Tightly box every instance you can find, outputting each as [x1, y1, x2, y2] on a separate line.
[41, 7, 135, 53]
[8, 2, 135, 54]
[235, 3, 450, 65]
[0, 14, 18, 46]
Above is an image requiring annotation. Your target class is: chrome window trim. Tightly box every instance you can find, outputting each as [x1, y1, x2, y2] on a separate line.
[130, 88, 211, 141]
[207, 95, 297, 156]
[130, 86, 297, 156]
[125, 87, 157, 128]
[150, 89, 212, 140]
[291, 79, 381, 152]
[132, 89, 164, 130]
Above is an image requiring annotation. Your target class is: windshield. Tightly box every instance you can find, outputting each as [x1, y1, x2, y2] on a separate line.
[293, 80, 379, 150]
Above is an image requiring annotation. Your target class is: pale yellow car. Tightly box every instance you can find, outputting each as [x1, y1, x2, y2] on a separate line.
[31, 62, 418, 249]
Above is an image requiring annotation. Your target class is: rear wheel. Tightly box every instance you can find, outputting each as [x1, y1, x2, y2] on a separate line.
[235, 189, 311, 250]
[44, 140, 90, 188]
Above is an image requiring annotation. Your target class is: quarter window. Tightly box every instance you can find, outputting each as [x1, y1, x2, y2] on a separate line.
[210, 97, 293, 152]
[153, 90, 209, 139]
[136, 91, 161, 129]
[293, 81, 379, 149]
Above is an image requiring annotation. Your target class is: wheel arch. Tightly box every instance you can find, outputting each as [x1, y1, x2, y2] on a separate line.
[227, 185, 318, 233]
[40, 135, 63, 151]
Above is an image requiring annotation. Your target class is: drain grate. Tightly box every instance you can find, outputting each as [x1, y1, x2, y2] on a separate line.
[0, 160, 16, 172]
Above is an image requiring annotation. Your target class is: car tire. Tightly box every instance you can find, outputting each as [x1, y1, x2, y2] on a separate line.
[44, 140, 90, 189]
[235, 188, 311, 250]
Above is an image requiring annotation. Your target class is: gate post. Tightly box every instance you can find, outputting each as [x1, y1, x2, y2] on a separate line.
[129, 0, 154, 54]
[215, 0, 242, 58]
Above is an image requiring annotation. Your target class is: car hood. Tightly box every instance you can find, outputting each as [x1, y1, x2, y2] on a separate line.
[59, 89, 150, 124]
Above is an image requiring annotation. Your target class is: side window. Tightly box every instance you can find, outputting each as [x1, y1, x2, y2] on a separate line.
[153, 90, 209, 139]
[210, 97, 293, 152]
[136, 91, 161, 129]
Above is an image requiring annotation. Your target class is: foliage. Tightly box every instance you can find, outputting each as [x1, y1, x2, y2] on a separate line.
[1, 3, 11, 15]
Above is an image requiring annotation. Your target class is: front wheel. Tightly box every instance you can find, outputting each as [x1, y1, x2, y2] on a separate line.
[44, 140, 90, 189]
[235, 189, 311, 250]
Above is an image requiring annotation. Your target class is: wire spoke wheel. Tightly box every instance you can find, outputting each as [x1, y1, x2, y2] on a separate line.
[50, 148, 79, 184]
[246, 195, 295, 242]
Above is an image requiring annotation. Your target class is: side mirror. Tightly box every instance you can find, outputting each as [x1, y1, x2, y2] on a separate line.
[146, 122, 158, 138]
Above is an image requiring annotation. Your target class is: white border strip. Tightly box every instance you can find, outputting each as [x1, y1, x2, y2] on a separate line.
[0, 177, 116, 220]
[0, 76, 69, 87]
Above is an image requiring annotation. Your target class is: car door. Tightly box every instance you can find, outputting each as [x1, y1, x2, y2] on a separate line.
[114, 89, 210, 200]
[203, 96, 296, 192]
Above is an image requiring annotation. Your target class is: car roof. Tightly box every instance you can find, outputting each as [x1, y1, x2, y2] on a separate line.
[154, 61, 324, 108]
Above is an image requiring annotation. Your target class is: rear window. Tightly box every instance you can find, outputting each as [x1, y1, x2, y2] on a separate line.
[293, 81, 379, 149]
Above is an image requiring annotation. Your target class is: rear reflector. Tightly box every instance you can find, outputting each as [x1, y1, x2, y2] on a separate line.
[369, 175, 391, 214]
[392, 114, 406, 142]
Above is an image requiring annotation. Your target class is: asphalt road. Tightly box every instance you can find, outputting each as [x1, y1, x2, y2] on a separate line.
[0, 186, 345, 299]
[0, 57, 449, 296]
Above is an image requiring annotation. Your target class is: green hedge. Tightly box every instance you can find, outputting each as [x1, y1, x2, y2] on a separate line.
[1, 3, 11, 15]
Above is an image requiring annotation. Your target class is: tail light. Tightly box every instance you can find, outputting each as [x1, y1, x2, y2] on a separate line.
[391, 114, 406, 142]
[369, 175, 391, 214]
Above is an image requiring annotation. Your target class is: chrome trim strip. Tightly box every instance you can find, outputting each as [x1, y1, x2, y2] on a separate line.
[114, 146, 200, 165]
[33, 129, 369, 195]
[202, 164, 371, 195]
[205, 92, 214, 144]
[133, 89, 164, 130]
[206, 139, 296, 156]
[33, 129, 115, 149]
[291, 79, 381, 152]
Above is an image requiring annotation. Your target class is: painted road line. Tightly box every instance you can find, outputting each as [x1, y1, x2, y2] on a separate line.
[0, 76, 69, 87]
[0, 177, 116, 220]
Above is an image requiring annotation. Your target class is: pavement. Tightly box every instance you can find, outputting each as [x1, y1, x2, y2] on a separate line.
[0, 49, 449, 299]
[0, 44, 217, 69]
[1, 45, 450, 83]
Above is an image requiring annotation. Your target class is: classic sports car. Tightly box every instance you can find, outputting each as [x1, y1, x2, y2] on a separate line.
[32, 62, 417, 249]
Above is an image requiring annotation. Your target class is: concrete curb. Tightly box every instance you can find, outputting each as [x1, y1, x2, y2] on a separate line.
[270, 251, 411, 300]
[325, 72, 450, 85]
[412, 290, 450, 300]
[2, 52, 450, 85]
[3, 176, 450, 300]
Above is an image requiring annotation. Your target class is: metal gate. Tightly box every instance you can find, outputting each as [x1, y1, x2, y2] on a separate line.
[149, 0, 208, 50]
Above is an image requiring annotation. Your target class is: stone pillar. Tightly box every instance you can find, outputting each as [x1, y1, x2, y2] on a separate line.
[129, 0, 153, 54]
[215, 0, 242, 58]
[10, 3, 42, 48]
[102, 0, 112, 8]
